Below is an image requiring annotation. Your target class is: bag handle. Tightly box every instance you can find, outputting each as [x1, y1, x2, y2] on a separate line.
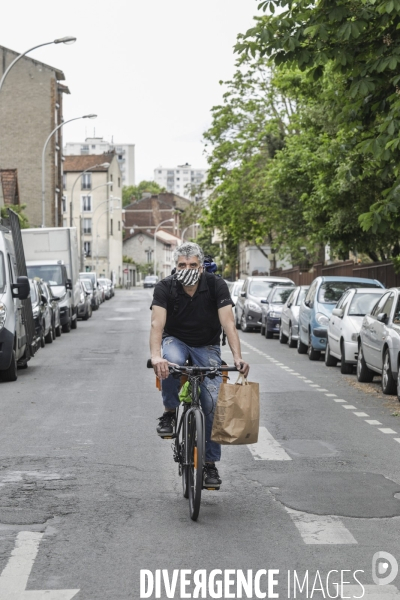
[235, 373, 248, 386]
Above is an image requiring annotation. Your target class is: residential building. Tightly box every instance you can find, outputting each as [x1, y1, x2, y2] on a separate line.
[0, 169, 20, 208]
[123, 229, 181, 281]
[123, 192, 190, 236]
[0, 45, 69, 227]
[153, 163, 209, 201]
[238, 241, 291, 278]
[65, 138, 135, 186]
[63, 153, 123, 284]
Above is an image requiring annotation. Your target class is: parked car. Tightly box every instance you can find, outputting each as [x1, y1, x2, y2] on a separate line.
[144, 275, 159, 288]
[41, 280, 62, 339]
[298, 276, 384, 361]
[29, 279, 53, 348]
[279, 285, 310, 347]
[235, 276, 295, 332]
[81, 278, 95, 309]
[229, 279, 244, 308]
[260, 285, 294, 338]
[77, 281, 92, 320]
[79, 272, 101, 309]
[98, 277, 112, 300]
[357, 288, 400, 396]
[325, 287, 386, 374]
[97, 280, 106, 303]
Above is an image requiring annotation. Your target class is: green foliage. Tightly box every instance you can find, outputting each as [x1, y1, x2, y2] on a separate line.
[236, 0, 400, 235]
[122, 181, 166, 207]
[1, 205, 29, 229]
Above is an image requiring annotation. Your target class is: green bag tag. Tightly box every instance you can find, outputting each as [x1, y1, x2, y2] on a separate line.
[179, 381, 192, 403]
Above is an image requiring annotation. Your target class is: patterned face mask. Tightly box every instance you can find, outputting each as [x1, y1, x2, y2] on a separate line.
[175, 268, 201, 287]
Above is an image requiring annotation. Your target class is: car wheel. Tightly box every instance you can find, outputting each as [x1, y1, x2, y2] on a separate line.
[325, 341, 338, 366]
[40, 332, 45, 348]
[55, 324, 62, 337]
[260, 321, 265, 336]
[356, 343, 374, 382]
[340, 341, 353, 374]
[235, 312, 241, 330]
[307, 333, 321, 361]
[297, 335, 308, 354]
[265, 320, 273, 339]
[279, 327, 288, 344]
[288, 324, 297, 349]
[240, 313, 250, 332]
[397, 362, 400, 403]
[0, 350, 18, 382]
[382, 349, 397, 395]
[45, 326, 53, 344]
[52, 322, 56, 341]
[62, 319, 71, 333]
[71, 312, 78, 330]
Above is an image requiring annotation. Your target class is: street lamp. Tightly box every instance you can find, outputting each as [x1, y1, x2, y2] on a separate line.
[154, 218, 174, 278]
[41, 114, 97, 227]
[181, 222, 200, 243]
[0, 37, 77, 93]
[70, 163, 110, 226]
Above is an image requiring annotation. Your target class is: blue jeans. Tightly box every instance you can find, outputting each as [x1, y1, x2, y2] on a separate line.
[161, 336, 222, 462]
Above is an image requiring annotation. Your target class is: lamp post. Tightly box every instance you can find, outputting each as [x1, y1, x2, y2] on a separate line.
[41, 114, 97, 227]
[0, 36, 77, 93]
[153, 218, 174, 278]
[181, 222, 200, 243]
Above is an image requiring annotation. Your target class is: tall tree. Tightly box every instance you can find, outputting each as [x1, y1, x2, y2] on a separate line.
[122, 181, 165, 207]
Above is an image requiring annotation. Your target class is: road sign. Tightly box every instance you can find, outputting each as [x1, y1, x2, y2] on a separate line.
[123, 268, 129, 273]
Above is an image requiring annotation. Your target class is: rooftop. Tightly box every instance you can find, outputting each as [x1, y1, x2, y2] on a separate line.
[0, 44, 65, 80]
[63, 153, 115, 172]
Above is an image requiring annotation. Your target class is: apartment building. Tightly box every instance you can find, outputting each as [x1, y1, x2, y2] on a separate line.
[65, 138, 135, 186]
[153, 163, 208, 201]
[63, 153, 123, 283]
[0, 45, 69, 227]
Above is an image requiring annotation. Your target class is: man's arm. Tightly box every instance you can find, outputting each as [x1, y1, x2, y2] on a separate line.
[150, 305, 170, 379]
[218, 305, 250, 377]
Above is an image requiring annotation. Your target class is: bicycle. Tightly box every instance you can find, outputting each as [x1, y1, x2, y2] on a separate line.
[148, 360, 239, 521]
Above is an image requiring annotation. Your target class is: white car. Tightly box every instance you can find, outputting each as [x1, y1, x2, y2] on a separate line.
[229, 280, 244, 313]
[325, 287, 386, 374]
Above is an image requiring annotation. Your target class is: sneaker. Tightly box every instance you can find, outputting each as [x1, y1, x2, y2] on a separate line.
[203, 463, 222, 489]
[156, 411, 175, 437]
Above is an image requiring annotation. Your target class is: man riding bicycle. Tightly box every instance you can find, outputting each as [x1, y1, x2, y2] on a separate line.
[150, 242, 250, 489]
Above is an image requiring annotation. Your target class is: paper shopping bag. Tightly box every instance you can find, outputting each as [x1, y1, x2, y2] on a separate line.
[211, 374, 259, 445]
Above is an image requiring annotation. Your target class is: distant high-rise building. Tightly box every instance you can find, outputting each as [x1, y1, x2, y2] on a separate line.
[154, 163, 209, 201]
[64, 138, 135, 187]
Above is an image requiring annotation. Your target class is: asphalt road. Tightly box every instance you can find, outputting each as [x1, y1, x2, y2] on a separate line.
[1, 288, 400, 599]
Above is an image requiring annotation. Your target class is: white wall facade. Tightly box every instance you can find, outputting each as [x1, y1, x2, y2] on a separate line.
[65, 138, 135, 186]
[239, 242, 292, 278]
[154, 164, 208, 200]
[63, 158, 123, 284]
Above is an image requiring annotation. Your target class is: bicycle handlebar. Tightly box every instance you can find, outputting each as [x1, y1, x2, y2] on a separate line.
[146, 359, 240, 373]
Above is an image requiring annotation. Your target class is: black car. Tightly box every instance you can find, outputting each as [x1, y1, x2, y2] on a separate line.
[29, 279, 53, 347]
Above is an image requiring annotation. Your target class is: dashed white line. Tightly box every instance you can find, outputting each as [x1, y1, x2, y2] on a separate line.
[379, 428, 397, 434]
[334, 399, 346, 403]
[365, 420, 382, 425]
[304, 380, 313, 383]
[285, 507, 357, 545]
[394, 439, 400, 444]
[325, 393, 337, 397]
[342, 405, 357, 409]
[317, 388, 329, 392]
[354, 412, 369, 417]
[309, 384, 320, 388]
[247, 426, 292, 461]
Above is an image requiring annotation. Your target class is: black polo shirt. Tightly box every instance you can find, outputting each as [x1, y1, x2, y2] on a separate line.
[151, 272, 233, 347]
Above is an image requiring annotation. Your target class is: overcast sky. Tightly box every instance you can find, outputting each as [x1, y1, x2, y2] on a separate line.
[1, 1, 258, 183]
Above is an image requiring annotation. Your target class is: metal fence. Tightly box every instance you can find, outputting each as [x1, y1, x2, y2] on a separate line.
[270, 260, 399, 288]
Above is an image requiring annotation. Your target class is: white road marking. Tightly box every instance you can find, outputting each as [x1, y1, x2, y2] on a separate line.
[379, 428, 397, 434]
[304, 379, 313, 383]
[247, 426, 292, 461]
[366, 420, 382, 425]
[342, 585, 400, 598]
[317, 388, 329, 392]
[342, 405, 357, 409]
[297, 376, 307, 379]
[325, 393, 337, 397]
[334, 399, 346, 402]
[354, 412, 369, 417]
[0, 531, 79, 599]
[309, 384, 320, 387]
[394, 438, 400, 443]
[285, 508, 357, 545]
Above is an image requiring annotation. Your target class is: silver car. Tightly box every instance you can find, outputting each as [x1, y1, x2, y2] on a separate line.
[228, 279, 244, 315]
[325, 287, 386, 374]
[279, 286, 309, 347]
[357, 287, 400, 396]
[235, 276, 295, 332]
[261, 285, 294, 339]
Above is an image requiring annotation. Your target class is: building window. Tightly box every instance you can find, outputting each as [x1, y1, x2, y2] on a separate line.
[118, 155, 123, 160]
[164, 244, 172, 263]
[158, 170, 162, 174]
[63, 173, 67, 189]
[62, 197, 67, 213]
[84, 241, 91, 257]
[81, 173, 92, 190]
[83, 218, 92, 234]
[110, 219, 113, 235]
[82, 196, 92, 212]
[81, 145, 89, 155]
[145, 247, 153, 263]
[92, 145, 96, 149]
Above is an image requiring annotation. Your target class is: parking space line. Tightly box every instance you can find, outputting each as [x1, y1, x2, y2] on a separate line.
[379, 428, 397, 434]
[247, 426, 292, 461]
[285, 507, 357, 545]
[365, 420, 382, 425]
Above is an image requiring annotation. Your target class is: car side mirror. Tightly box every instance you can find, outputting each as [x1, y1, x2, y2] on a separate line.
[240, 291, 246, 297]
[377, 312, 388, 323]
[40, 295, 48, 304]
[261, 299, 269, 304]
[332, 308, 344, 318]
[287, 303, 292, 308]
[11, 276, 30, 300]
[65, 279, 73, 290]
[52, 296, 60, 301]
[304, 300, 310, 307]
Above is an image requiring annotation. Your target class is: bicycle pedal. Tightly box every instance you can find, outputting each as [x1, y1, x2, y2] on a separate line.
[158, 434, 174, 439]
[204, 486, 220, 491]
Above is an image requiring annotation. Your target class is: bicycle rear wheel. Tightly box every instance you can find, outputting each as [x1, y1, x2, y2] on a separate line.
[187, 409, 204, 521]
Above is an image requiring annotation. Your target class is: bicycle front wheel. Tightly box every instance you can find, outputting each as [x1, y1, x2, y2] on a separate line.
[187, 409, 204, 521]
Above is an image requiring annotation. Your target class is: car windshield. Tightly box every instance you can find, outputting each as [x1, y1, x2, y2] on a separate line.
[249, 281, 274, 297]
[233, 282, 243, 296]
[270, 287, 293, 304]
[29, 281, 37, 303]
[0, 252, 5, 293]
[348, 292, 385, 316]
[297, 288, 309, 305]
[318, 281, 381, 304]
[27, 265, 63, 286]
[82, 280, 93, 291]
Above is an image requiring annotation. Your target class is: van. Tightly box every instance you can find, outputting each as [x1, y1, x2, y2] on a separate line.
[298, 276, 384, 360]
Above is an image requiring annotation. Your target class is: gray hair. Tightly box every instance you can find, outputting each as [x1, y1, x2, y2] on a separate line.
[173, 242, 204, 266]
